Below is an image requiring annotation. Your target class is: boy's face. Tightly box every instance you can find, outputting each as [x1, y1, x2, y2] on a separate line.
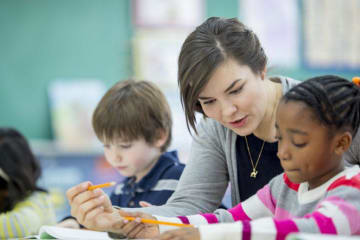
[103, 138, 161, 181]
[275, 100, 343, 189]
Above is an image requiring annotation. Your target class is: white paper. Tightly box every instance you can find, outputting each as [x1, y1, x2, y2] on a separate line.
[39, 226, 111, 239]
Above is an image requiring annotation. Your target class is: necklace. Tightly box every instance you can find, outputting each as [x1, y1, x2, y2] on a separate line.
[244, 81, 281, 178]
[244, 136, 265, 178]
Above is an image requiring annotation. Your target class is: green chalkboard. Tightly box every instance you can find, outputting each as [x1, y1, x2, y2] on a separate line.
[0, 0, 132, 139]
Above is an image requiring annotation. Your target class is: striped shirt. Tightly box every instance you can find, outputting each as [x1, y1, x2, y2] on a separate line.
[156, 165, 360, 240]
[110, 151, 185, 208]
[0, 191, 56, 238]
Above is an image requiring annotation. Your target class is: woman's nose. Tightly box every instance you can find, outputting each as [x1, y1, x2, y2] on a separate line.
[221, 100, 237, 118]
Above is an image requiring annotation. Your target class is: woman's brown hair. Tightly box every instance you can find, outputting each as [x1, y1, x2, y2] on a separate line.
[178, 17, 267, 133]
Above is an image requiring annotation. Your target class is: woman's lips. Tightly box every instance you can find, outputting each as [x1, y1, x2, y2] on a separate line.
[229, 116, 248, 128]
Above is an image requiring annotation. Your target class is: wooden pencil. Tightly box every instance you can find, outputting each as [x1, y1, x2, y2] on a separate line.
[123, 216, 193, 227]
[88, 181, 116, 190]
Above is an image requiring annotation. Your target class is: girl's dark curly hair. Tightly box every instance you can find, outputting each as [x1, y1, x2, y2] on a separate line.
[0, 128, 44, 212]
[283, 75, 360, 137]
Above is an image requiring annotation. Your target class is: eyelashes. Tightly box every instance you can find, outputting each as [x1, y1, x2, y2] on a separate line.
[275, 135, 307, 148]
[201, 86, 244, 105]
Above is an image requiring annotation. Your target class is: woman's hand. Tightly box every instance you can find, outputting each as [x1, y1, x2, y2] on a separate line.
[155, 227, 200, 240]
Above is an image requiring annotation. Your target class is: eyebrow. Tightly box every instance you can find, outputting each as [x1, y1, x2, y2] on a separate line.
[224, 79, 242, 93]
[288, 129, 308, 135]
[275, 123, 308, 135]
[198, 79, 242, 100]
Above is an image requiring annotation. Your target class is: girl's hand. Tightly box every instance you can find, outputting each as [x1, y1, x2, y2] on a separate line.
[112, 212, 160, 239]
[155, 227, 200, 240]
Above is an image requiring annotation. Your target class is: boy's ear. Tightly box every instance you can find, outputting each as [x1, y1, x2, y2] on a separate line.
[334, 131, 352, 155]
[153, 130, 168, 148]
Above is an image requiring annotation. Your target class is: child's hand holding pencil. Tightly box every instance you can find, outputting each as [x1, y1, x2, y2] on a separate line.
[87, 181, 116, 191]
[87, 182, 192, 228]
[112, 212, 194, 239]
[66, 181, 120, 233]
[69, 181, 192, 239]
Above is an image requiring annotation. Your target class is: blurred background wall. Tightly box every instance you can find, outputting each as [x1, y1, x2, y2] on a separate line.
[0, 0, 359, 220]
[0, 0, 132, 140]
[1, 0, 358, 144]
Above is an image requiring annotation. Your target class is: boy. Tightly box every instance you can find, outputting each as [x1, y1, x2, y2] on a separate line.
[60, 79, 184, 228]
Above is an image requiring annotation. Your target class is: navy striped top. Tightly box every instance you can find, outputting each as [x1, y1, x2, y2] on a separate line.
[110, 151, 185, 208]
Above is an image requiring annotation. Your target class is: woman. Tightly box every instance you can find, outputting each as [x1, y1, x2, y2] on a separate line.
[65, 17, 358, 237]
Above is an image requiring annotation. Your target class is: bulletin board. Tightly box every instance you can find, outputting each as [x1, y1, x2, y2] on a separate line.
[302, 0, 360, 72]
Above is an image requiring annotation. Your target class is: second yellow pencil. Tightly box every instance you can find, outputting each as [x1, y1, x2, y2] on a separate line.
[123, 216, 193, 227]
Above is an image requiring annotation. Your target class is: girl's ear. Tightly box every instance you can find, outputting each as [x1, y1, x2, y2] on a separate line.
[334, 131, 352, 155]
[154, 130, 169, 149]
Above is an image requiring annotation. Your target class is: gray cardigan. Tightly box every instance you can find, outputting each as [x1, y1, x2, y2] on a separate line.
[124, 76, 359, 217]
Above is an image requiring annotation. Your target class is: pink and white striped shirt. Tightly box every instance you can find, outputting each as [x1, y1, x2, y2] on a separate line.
[155, 165, 360, 240]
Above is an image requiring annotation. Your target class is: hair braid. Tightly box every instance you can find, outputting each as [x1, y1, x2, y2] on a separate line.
[283, 75, 360, 137]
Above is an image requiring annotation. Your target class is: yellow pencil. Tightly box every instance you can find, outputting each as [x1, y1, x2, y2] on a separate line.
[123, 216, 193, 227]
[88, 181, 116, 190]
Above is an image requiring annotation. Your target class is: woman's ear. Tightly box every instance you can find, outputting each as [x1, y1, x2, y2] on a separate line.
[334, 131, 352, 155]
[154, 130, 169, 148]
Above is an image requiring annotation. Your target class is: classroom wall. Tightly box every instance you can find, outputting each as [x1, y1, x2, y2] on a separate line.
[0, 0, 132, 139]
[0, 0, 355, 141]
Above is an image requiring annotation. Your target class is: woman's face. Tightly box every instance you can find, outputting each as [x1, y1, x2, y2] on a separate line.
[198, 58, 267, 136]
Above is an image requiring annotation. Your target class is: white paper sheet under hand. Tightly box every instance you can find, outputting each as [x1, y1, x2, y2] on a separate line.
[39, 225, 111, 239]
[38, 225, 150, 240]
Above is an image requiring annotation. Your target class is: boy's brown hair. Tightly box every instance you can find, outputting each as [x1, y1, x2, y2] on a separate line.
[92, 79, 172, 152]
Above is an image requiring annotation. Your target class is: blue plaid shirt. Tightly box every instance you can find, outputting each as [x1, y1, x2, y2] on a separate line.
[110, 151, 185, 208]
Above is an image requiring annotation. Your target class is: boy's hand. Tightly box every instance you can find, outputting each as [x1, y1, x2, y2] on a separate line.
[112, 211, 160, 239]
[66, 182, 160, 238]
[66, 181, 121, 232]
[155, 227, 200, 240]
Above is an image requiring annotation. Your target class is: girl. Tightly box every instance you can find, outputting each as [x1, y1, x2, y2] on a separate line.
[141, 75, 360, 239]
[0, 128, 56, 238]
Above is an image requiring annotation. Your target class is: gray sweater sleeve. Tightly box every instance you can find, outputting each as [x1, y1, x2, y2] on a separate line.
[343, 129, 360, 166]
[123, 118, 230, 217]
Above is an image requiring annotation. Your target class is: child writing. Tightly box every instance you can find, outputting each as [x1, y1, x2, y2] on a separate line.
[0, 127, 56, 238]
[107, 75, 360, 239]
[60, 79, 185, 228]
